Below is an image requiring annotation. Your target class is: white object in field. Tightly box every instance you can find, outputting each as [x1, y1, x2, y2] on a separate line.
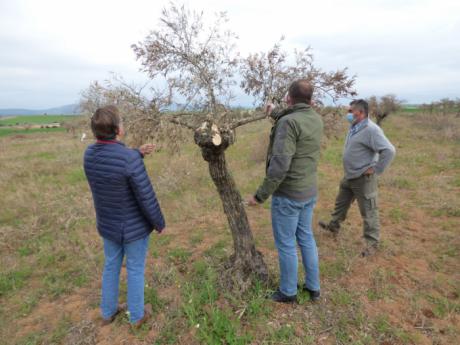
[80, 133, 87, 142]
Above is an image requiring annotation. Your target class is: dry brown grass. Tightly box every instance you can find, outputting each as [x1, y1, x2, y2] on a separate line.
[412, 112, 460, 141]
[0, 113, 459, 344]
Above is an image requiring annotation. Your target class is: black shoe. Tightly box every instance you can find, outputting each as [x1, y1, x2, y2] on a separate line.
[302, 285, 321, 302]
[270, 289, 297, 304]
[318, 220, 340, 234]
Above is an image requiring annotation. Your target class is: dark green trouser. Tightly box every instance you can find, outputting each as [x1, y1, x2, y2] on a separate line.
[330, 174, 380, 245]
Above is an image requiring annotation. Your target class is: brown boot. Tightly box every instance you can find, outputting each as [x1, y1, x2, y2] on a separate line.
[101, 303, 127, 326]
[131, 304, 153, 329]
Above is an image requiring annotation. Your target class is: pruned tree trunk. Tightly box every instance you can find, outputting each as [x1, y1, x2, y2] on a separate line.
[375, 112, 388, 127]
[194, 121, 268, 293]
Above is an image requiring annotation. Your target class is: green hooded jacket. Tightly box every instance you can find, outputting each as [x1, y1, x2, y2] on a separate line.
[255, 103, 324, 203]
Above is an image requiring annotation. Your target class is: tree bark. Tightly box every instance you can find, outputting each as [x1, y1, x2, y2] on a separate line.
[375, 112, 388, 127]
[194, 122, 268, 292]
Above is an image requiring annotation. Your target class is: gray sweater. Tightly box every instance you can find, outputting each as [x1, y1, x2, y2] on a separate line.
[343, 119, 396, 179]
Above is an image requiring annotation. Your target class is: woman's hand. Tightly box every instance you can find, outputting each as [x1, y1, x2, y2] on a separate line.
[139, 143, 156, 156]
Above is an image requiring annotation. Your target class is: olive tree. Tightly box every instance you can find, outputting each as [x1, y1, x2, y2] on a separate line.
[367, 94, 402, 126]
[80, 3, 356, 292]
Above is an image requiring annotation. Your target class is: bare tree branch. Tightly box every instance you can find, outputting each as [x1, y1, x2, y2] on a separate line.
[230, 112, 268, 129]
[240, 44, 357, 107]
[168, 116, 198, 130]
[131, 4, 239, 116]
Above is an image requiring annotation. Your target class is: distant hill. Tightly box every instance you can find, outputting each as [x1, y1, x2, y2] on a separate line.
[0, 104, 80, 116]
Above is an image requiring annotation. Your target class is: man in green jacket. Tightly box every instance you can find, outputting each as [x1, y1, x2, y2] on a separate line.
[247, 79, 323, 303]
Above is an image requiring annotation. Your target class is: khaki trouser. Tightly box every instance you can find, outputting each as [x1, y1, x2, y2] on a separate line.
[330, 174, 380, 245]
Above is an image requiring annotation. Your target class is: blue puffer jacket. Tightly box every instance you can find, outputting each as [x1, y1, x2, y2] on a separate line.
[84, 139, 165, 244]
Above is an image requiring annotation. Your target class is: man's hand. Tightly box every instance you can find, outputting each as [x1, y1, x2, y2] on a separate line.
[157, 227, 166, 234]
[139, 143, 156, 156]
[363, 167, 375, 176]
[246, 195, 259, 206]
[265, 102, 275, 116]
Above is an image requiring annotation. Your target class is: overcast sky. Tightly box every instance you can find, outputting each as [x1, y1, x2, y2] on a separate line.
[0, 0, 459, 108]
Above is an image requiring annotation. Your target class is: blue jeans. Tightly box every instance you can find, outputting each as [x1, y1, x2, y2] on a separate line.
[271, 195, 320, 296]
[101, 235, 149, 323]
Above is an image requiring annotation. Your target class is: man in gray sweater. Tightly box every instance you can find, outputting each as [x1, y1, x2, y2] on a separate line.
[319, 99, 396, 256]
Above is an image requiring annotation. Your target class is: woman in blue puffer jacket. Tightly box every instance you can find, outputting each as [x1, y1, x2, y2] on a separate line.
[84, 105, 165, 328]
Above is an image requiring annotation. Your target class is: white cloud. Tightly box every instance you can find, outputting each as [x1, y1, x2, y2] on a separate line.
[0, 0, 459, 108]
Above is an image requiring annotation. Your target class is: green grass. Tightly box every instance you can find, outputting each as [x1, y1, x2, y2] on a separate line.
[387, 177, 415, 190]
[331, 289, 354, 306]
[42, 268, 88, 298]
[322, 144, 343, 166]
[400, 106, 423, 114]
[0, 127, 65, 137]
[0, 268, 32, 297]
[152, 310, 182, 345]
[203, 239, 228, 259]
[373, 314, 417, 344]
[145, 286, 166, 314]
[49, 316, 72, 343]
[432, 205, 460, 218]
[319, 248, 353, 280]
[1, 113, 459, 344]
[190, 232, 205, 246]
[388, 207, 408, 222]
[0, 115, 79, 126]
[32, 151, 57, 160]
[14, 317, 72, 345]
[427, 294, 460, 318]
[182, 261, 252, 345]
[199, 306, 252, 345]
[367, 268, 395, 301]
[17, 291, 41, 317]
[16, 331, 45, 345]
[167, 247, 192, 265]
[245, 280, 272, 318]
[17, 244, 35, 257]
[451, 176, 460, 188]
[66, 167, 86, 184]
[156, 234, 173, 246]
[0, 114, 80, 137]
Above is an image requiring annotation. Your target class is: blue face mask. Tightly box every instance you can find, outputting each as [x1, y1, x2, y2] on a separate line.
[346, 112, 355, 124]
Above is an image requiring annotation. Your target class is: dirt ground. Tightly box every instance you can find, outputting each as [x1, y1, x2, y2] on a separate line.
[0, 113, 458, 344]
